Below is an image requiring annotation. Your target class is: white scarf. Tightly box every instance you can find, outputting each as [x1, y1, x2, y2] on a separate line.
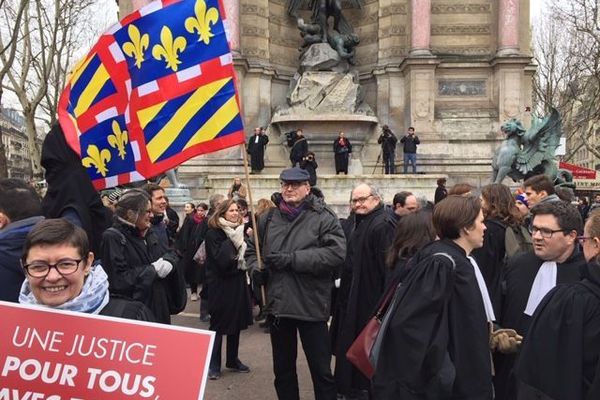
[524, 261, 557, 316]
[218, 217, 247, 270]
[467, 256, 496, 322]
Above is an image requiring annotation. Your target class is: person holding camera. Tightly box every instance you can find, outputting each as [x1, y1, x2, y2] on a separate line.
[377, 125, 398, 174]
[400, 126, 420, 174]
[289, 129, 308, 167]
[333, 131, 352, 175]
[300, 151, 318, 186]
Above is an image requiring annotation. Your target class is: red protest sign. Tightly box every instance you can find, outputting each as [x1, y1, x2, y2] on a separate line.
[0, 301, 214, 400]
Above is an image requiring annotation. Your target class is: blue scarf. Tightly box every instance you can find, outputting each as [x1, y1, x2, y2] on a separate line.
[19, 264, 110, 315]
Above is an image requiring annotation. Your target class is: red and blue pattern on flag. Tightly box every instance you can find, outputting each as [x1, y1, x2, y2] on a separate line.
[58, 0, 244, 189]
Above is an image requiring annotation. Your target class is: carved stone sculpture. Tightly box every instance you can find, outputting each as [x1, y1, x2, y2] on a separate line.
[491, 108, 574, 188]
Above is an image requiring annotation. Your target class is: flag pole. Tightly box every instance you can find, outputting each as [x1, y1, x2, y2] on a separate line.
[240, 143, 267, 305]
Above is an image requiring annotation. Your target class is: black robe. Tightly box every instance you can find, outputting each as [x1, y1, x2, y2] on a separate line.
[41, 124, 112, 255]
[204, 227, 252, 335]
[373, 239, 494, 399]
[471, 218, 507, 317]
[495, 247, 586, 400]
[516, 261, 600, 400]
[334, 204, 396, 395]
[100, 221, 186, 324]
[333, 138, 352, 174]
[290, 136, 308, 166]
[247, 133, 269, 171]
[175, 215, 206, 288]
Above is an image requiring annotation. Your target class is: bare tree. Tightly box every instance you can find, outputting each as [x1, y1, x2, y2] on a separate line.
[0, 0, 29, 178]
[534, 0, 600, 163]
[0, 0, 95, 178]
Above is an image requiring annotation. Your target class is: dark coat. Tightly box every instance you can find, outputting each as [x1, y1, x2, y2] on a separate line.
[400, 134, 420, 153]
[290, 136, 308, 166]
[100, 297, 156, 322]
[246, 194, 346, 322]
[299, 158, 318, 186]
[175, 215, 207, 286]
[471, 218, 507, 317]
[377, 132, 397, 155]
[247, 133, 269, 171]
[434, 186, 447, 204]
[0, 216, 45, 302]
[335, 204, 395, 395]
[373, 239, 494, 400]
[495, 247, 586, 400]
[516, 261, 600, 400]
[41, 124, 112, 255]
[204, 227, 252, 335]
[100, 220, 185, 324]
[333, 138, 352, 174]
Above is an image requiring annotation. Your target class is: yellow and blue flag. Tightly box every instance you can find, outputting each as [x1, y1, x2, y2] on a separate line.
[58, 0, 244, 189]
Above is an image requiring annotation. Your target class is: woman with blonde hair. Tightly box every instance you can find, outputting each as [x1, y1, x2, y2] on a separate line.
[204, 199, 252, 380]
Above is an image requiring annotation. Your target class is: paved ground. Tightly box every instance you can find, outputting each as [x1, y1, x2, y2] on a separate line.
[172, 296, 316, 400]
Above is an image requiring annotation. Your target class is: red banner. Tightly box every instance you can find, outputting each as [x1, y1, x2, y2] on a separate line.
[559, 161, 597, 180]
[0, 301, 214, 399]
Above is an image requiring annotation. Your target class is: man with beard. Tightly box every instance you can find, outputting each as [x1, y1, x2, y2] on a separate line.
[495, 201, 585, 400]
[334, 182, 395, 400]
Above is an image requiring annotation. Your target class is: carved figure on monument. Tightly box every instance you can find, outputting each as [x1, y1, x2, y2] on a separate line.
[287, 0, 362, 57]
[491, 108, 574, 188]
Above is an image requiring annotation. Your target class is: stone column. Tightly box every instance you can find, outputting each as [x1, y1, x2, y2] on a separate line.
[497, 0, 520, 56]
[222, 0, 240, 54]
[409, 0, 432, 56]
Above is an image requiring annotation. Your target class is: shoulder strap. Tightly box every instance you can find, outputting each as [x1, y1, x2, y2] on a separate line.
[432, 252, 456, 270]
[106, 227, 126, 246]
[259, 208, 276, 253]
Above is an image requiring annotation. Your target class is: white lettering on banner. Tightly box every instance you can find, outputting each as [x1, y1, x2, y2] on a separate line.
[86, 368, 156, 397]
[11, 327, 63, 353]
[65, 335, 156, 366]
[1, 356, 77, 386]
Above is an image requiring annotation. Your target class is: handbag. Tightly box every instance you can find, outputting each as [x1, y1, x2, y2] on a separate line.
[346, 280, 399, 379]
[193, 241, 207, 265]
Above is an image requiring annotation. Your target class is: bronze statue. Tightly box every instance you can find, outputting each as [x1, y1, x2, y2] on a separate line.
[288, 0, 362, 57]
[492, 108, 573, 187]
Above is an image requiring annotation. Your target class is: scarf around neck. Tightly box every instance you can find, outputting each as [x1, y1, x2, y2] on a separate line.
[19, 264, 110, 315]
[524, 261, 557, 316]
[218, 217, 247, 270]
[279, 200, 306, 221]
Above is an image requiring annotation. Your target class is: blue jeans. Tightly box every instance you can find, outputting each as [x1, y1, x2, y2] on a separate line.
[404, 153, 417, 173]
[383, 153, 395, 174]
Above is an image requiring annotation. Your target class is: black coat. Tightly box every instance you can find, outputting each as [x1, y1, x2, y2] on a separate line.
[333, 138, 352, 173]
[100, 221, 185, 324]
[471, 218, 507, 317]
[204, 227, 252, 334]
[247, 134, 269, 171]
[100, 297, 156, 322]
[495, 247, 586, 400]
[290, 136, 308, 166]
[373, 239, 494, 400]
[335, 204, 395, 395]
[434, 186, 447, 204]
[377, 132, 397, 155]
[176, 215, 207, 285]
[516, 261, 600, 400]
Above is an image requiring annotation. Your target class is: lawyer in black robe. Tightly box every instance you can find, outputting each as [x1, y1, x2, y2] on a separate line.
[334, 201, 395, 397]
[495, 247, 585, 400]
[333, 134, 352, 174]
[515, 261, 600, 400]
[247, 129, 269, 172]
[289, 134, 308, 167]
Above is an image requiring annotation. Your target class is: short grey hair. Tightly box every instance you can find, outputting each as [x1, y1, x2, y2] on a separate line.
[351, 181, 384, 203]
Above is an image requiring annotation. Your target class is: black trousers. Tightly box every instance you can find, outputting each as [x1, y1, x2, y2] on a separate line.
[270, 318, 336, 400]
[209, 332, 240, 371]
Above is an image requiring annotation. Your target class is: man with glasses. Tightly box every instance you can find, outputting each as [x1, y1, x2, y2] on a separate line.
[494, 201, 585, 400]
[247, 167, 346, 400]
[334, 182, 395, 400]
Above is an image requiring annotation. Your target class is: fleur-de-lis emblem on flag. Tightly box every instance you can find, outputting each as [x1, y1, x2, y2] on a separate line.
[185, 0, 219, 45]
[107, 120, 128, 160]
[152, 26, 187, 71]
[122, 25, 149, 68]
[82, 145, 112, 177]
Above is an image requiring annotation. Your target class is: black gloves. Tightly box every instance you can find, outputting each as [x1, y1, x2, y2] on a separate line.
[252, 269, 270, 287]
[264, 252, 292, 271]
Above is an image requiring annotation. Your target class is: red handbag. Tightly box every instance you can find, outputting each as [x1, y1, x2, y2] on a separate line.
[345, 282, 398, 379]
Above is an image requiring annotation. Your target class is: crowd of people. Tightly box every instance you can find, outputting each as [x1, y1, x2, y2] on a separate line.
[3, 161, 600, 400]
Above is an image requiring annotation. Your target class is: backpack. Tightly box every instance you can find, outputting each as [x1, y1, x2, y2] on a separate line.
[504, 224, 533, 258]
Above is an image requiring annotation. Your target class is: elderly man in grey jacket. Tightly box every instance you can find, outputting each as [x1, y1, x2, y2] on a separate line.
[247, 167, 346, 400]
